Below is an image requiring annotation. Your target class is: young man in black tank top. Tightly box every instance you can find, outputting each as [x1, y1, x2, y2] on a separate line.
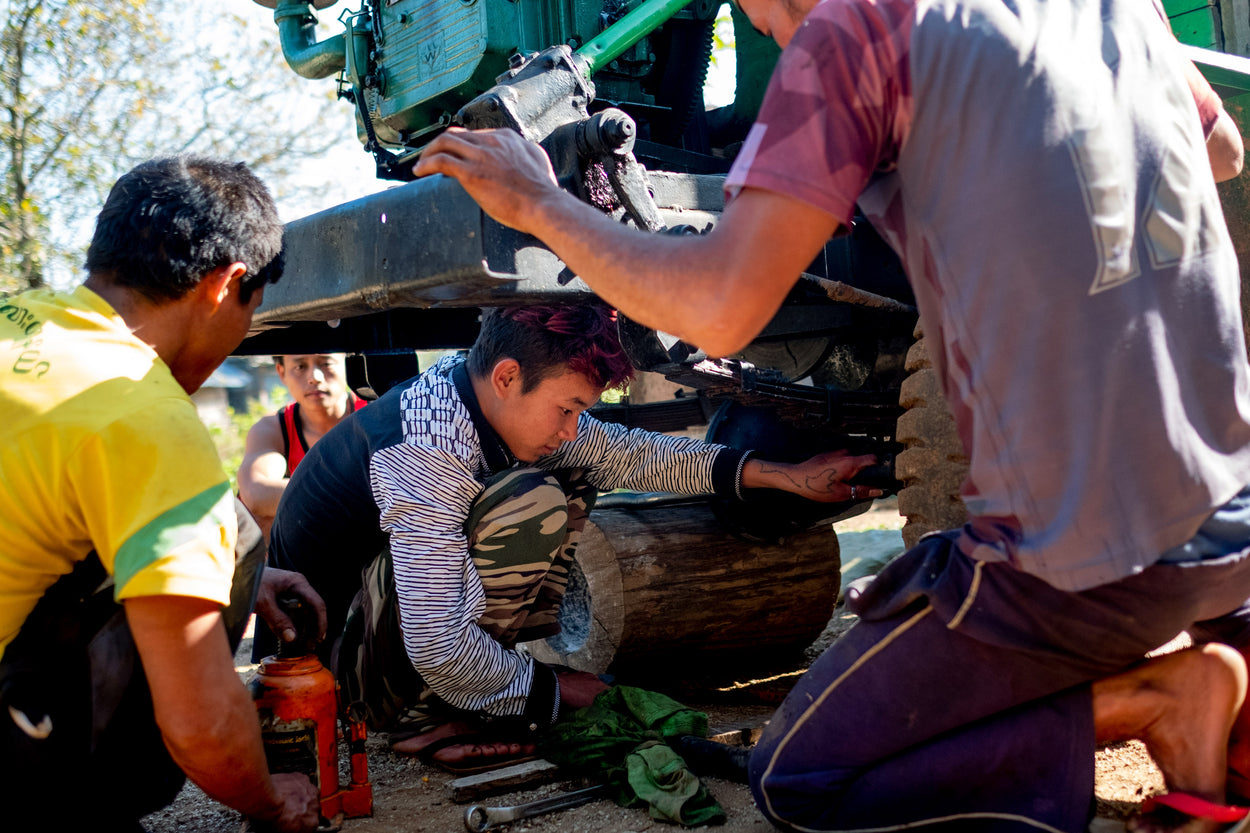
[239, 354, 362, 538]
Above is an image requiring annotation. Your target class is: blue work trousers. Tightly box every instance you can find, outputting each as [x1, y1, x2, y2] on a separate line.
[751, 498, 1250, 832]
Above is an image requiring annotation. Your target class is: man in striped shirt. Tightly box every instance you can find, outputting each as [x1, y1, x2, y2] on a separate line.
[267, 303, 878, 772]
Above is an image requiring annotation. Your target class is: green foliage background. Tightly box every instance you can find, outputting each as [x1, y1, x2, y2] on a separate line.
[206, 394, 277, 488]
[1, 0, 354, 293]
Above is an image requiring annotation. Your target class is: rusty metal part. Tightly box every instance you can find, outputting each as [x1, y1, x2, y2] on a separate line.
[574, 108, 667, 231]
[463, 784, 611, 832]
[804, 274, 918, 315]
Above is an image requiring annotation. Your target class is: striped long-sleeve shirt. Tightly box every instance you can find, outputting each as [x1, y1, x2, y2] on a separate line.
[271, 355, 748, 725]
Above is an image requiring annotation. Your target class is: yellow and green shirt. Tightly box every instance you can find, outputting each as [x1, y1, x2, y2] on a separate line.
[0, 285, 236, 656]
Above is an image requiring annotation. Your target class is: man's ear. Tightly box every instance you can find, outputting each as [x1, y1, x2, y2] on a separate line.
[200, 262, 249, 314]
[489, 358, 523, 399]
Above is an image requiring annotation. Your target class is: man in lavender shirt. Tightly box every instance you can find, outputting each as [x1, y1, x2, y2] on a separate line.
[414, 0, 1250, 828]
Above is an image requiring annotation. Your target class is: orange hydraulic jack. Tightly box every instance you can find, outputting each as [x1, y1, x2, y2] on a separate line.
[250, 596, 373, 828]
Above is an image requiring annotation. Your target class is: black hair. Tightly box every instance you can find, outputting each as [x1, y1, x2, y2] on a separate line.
[85, 156, 284, 304]
[467, 303, 634, 393]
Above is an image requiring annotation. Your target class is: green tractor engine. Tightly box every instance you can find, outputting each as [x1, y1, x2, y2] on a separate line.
[253, 0, 776, 178]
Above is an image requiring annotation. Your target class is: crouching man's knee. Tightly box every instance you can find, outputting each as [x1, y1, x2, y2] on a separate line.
[749, 731, 854, 831]
[469, 469, 569, 555]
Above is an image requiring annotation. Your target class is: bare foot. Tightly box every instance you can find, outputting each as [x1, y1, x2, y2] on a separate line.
[390, 720, 535, 769]
[1094, 644, 1247, 833]
[429, 739, 536, 769]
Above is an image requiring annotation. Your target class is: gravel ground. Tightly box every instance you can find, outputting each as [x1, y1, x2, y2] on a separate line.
[143, 499, 1160, 833]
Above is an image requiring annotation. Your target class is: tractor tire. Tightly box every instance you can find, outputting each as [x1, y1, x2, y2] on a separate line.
[645, 16, 716, 147]
[895, 323, 969, 549]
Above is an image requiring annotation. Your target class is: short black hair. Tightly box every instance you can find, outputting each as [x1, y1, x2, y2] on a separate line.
[467, 303, 634, 392]
[85, 156, 284, 304]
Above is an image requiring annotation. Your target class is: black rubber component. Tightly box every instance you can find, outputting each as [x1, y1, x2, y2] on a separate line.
[643, 17, 715, 146]
[675, 735, 751, 783]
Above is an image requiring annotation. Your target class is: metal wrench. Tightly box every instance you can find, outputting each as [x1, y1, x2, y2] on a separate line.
[463, 784, 610, 832]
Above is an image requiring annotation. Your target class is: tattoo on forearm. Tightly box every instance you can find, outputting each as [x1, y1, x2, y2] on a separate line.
[756, 462, 841, 496]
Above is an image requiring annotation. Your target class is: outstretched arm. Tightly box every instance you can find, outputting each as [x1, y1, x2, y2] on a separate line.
[126, 594, 320, 832]
[742, 450, 885, 502]
[414, 127, 841, 357]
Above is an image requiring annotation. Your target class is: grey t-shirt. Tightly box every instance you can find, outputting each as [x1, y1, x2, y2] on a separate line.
[727, 0, 1250, 590]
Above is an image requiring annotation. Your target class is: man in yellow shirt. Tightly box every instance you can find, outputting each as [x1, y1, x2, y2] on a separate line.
[0, 157, 320, 831]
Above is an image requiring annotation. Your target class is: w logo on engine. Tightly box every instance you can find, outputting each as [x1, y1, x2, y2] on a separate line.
[421, 37, 443, 75]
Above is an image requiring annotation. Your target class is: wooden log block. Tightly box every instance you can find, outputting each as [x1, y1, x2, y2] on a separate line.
[522, 500, 840, 675]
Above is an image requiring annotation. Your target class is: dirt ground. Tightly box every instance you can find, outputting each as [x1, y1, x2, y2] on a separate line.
[143, 499, 1166, 833]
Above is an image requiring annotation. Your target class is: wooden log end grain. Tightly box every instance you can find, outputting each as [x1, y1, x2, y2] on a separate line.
[522, 500, 840, 677]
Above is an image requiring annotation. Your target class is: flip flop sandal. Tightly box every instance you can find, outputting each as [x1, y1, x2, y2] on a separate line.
[1136, 793, 1250, 832]
[388, 722, 452, 744]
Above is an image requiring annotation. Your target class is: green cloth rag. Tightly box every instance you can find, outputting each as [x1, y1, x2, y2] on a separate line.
[538, 686, 727, 826]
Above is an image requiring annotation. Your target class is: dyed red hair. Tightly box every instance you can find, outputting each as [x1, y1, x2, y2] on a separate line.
[468, 302, 635, 392]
